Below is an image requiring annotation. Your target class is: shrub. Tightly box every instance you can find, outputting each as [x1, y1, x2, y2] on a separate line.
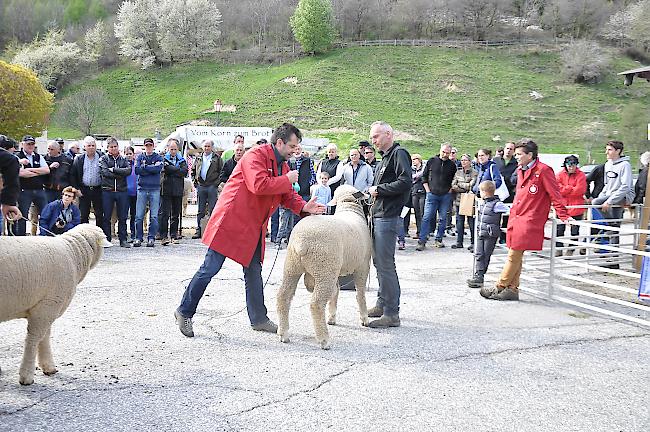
[0, 61, 53, 138]
[560, 40, 610, 84]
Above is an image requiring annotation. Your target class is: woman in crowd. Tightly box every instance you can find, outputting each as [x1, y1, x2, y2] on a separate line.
[317, 144, 344, 196]
[451, 154, 478, 250]
[472, 148, 504, 196]
[555, 155, 587, 256]
[39, 186, 81, 236]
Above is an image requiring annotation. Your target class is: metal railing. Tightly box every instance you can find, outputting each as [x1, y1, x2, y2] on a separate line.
[480, 204, 650, 326]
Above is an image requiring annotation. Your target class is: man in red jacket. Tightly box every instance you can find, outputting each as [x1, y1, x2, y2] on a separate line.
[480, 139, 569, 301]
[174, 123, 326, 337]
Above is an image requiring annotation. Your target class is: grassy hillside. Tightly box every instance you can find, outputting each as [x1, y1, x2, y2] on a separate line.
[49, 46, 650, 161]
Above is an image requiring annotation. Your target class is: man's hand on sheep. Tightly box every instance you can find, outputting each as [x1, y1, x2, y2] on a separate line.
[286, 169, 299, 184]
[301, 195, 327, 215]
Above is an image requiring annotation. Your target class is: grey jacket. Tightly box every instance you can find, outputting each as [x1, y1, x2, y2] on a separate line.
[593, 156, 635, 205]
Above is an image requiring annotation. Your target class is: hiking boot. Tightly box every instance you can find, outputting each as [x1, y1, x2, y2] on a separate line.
[451, 243, 463, 249]
[161, 237, 170, 246]
[120, 240, 131, 248]
[146, 238, 155, 247]
[466, 273, 484, 288]
[398, 240, 405, 250]
[415, 241, 426, 251]
[433, 240, 444, 248]
[174, 310, 194, 337]
[367, 305, 383, 318]
[191, 231, 202, 239]
[368, 314, 400, 328]
[133, 239, 142, 247]
[496, 287, 519, 301]
[251, 319, 278, 333]
[480, 285, 519, 301]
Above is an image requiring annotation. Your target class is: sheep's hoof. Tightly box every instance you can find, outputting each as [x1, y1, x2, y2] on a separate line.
[19, 375, 34, 386]
[327, 317, 336, 325]
[42, 366, 58, 376]
[280, 334, 290, 343]
[319, 340, 331, 350]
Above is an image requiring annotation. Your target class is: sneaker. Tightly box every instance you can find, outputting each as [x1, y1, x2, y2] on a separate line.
[466, 273, 484, 288]
[415, 242, 426, 251]
[433, 240, 444, 248]
[367, 305, 383, 318]
[251, 319, 278, 333]
[146, 238, 155, 247]
[161, 237, 170, 246]
[368, 314, 400, 328]
[191, 232, 202, 239]
[480, 286, 519, 301]
[174, 310, 194, 337]
[133, 240, 142, 247]
[398, 240, 405, 250]
[451, 243, 463, 249]
[119, 240, 131, 248]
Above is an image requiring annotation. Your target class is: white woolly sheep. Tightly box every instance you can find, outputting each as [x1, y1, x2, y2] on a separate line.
[0, 224, 106, 385]
[277, 185, 370, 349]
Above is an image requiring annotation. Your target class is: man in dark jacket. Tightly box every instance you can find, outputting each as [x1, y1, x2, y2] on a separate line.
[191, 139, 223, 239]
[160, 139, 188, 245]
[44, 140, 73, 203]
[366, 121, 412, 328]
[99, 137, 132, 247]
[494, 141, 517, 242]
[416, 143, 457, 250]
[71, 136, 104, 227]
[15, 135, 50, 236]
[0, 134, 21, 232]
[134, 138, 163, 247]
[218, 140, 245, 187]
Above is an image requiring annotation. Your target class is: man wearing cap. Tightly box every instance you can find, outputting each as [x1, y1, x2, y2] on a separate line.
[14, 135, 50, 236]
[191, 139, 223, 239]
[44, 140, 73, 203]
[134, 138, 163, 247]
[554, 155, 587, 256]
[71, 136, 104, 228]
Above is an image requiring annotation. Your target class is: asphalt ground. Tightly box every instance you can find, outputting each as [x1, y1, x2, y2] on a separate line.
[1, 232, 649, 431]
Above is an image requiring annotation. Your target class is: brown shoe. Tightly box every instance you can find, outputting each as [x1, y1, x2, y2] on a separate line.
[367, 305, 383, 318]
[368, 314, 400, 328]
[480, 285, 519, 301]
[496, 287, 519, 301]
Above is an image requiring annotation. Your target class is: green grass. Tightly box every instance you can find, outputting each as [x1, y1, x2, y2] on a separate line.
[49, 46, 650, 162]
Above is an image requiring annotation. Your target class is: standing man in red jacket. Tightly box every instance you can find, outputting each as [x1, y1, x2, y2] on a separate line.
[480, 139, 569, 301]
[174, 123, 326, 337]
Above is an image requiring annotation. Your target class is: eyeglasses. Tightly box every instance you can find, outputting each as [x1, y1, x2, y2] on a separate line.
[565, 162, 577, 166]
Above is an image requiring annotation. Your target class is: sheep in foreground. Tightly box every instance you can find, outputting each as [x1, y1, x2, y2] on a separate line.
[277, 185, 370, 349]
[0, 224, 106, 385]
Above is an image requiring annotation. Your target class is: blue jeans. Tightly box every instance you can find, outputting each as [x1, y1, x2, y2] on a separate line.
[419, 192, 452, 243]
[372, 217, 401, 316]
[102, 190, 129, 242]
[178, 240, 269, 326]
[135, 189, 160, 241]
[196, 184, 218, 232]
[16, 189, 47, 236]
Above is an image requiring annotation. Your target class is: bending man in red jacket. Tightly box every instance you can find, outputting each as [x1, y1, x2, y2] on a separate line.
[174, 123, 326, 337]
[480, 138, 569, 301]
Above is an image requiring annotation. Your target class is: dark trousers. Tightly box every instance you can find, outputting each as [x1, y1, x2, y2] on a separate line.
[178, 240, 269, 325]
[500, 215, 509, 243]
[475, 235, 498, 275]
[270, 208, 279, 241]
[160, 195, 182, 239]
[412, 194, 425, 237]
[196, 184, 218, 233]
[15, 189, 47, 236]
[456, 213, 475, 246]
[128, 195, 137, 239]
[79, 186, 103, 227]
[556, 214, 583, 248]
[102, 190, 128, 242]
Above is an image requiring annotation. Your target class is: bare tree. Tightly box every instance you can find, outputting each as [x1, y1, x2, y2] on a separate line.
[55, 88, 113, 136]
